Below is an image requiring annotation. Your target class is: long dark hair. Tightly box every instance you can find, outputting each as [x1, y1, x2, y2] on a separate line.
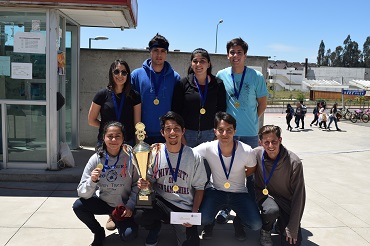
[187, 48, 212, 76]
[108, 59, 132, 97]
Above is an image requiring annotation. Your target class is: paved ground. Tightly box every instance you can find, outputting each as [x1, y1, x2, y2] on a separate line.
[1, 113, 370, 246]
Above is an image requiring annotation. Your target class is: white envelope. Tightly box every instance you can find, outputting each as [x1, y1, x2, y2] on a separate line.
[170, 212, 201, 225]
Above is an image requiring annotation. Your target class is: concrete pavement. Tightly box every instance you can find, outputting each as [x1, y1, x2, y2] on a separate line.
[1, 112, 370, 246]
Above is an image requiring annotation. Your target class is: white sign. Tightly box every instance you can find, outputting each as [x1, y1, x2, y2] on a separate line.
[170, 212, 201, 225]
[11, 62, 32, 79]
[14, 32, 46, 54]
[0, 56, 11, 76]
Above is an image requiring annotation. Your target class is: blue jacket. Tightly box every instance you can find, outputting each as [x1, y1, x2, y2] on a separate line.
[131, 59, 180, 137]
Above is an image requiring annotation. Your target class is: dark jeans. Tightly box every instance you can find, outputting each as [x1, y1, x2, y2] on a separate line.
[286, 115, 292, 129]
[319, 121, 327, 129]
[134, 196, 199, 246]
[310, 114, 318, 125]
[200, 188, 262, 230]
[300, 115, 305, 128]
[72, 197, 138, 241]
[295, 115, 300, 127]
[259, 196, 302, 246]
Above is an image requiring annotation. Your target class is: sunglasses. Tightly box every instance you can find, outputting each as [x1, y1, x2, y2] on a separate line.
[113, 69, 128, 76]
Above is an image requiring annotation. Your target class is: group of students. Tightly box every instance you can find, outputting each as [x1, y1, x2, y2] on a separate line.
[310, 102, 341, 131]
[73, 33, 306, 246]
[286, 101, 341, 132]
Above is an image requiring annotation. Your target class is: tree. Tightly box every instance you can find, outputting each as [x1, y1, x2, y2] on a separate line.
[323, 49, 331, 66]
[363, 36, 370, 68]
[332, 46, 343, 67]
[342, 35, 361, 67]
[317, 40, 325, 66]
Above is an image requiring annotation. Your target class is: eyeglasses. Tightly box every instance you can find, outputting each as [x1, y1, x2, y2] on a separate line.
[113, 69, 128, 76]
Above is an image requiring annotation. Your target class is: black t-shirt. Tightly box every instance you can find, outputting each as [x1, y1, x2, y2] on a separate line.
[93, 88, 141, 142]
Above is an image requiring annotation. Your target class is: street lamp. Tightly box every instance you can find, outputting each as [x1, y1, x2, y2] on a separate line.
[88, 36, 109, 49]
[288, 69, 293, 91]
[215, 19, 223, 53]
[273, 56, 276, 100]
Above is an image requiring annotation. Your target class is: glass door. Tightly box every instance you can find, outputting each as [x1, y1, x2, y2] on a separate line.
[0, 9, 47, 168]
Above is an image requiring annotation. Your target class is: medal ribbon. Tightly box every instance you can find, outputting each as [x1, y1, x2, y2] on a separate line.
[102, 148, 122, 172]
[111, 91, 125, 121]
[164, 144, 184, 183]
[150, 65, 165, 99]
[193, 75, 209, 110]
[231, 66, 246, 100]
[261, 150, 281, 189]
[217, 140, 236, 180]
[120, 146, 132, 177]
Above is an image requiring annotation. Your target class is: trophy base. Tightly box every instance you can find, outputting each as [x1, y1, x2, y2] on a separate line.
[136, 193, 153, 209]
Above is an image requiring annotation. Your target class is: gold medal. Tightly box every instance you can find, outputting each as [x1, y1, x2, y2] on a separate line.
[262, 188, 269, 196]
[97, 163, 103, 170]
[172, 185, 179, 192]
[234, 101, 240, 108]
[200, 108, 206, 114]
[153, 98, 160, 105]
[224, 182, 230, 189]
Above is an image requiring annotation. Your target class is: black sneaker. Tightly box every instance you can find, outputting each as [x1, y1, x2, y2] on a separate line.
[145, 223, 161, 246]
[90, 227, 105, 246]
[216, 208, 230, 224]
[233, 218, 246, 241]
[201, 224, 214, 240]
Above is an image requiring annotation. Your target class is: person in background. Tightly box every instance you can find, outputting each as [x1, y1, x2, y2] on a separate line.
[285, 104, 294, 131]
[73, 121, 140, 246]
[172, 48, 226, 147]
[299, 100, 307, 129]
[310, 102, 320, 127]
[254, 125, 305, 246]
[131, 33, 180, 145]
[135, 111, 207, 246]
[215, 37, 268, 224]
[327, 102, 341, 131]
[194, 112, 262, 242]
[318, 103, 328, 129]
[88, 59, 141, 148]
[294, 101, 302, 129]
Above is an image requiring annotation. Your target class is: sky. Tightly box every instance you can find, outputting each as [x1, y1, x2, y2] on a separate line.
[80, 0, 370, 63]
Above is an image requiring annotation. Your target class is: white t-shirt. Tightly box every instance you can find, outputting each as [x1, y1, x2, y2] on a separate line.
[194, 140, 257, 193]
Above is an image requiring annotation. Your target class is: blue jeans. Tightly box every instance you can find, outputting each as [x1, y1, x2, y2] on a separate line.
[72, 197, 138, 241]
[200, 188, 262, 230]
[184, 129, 215, 147]
[233, 135, 259, 201]
[327, 115, 339, 129]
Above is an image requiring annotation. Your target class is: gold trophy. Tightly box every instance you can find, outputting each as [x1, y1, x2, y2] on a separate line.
[132, 122, 153, 208]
